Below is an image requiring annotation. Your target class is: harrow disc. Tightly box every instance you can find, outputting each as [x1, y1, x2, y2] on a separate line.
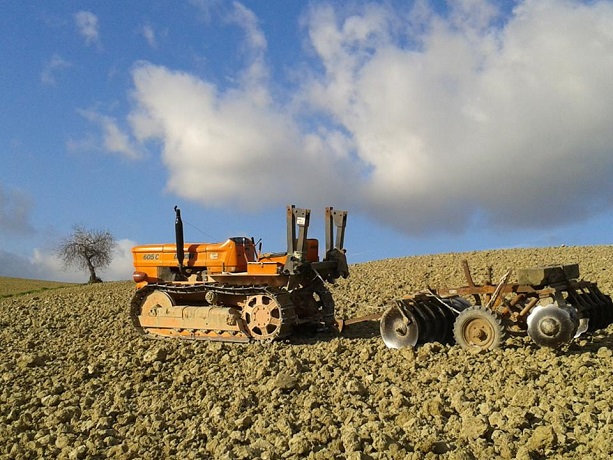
[566, 288, 613, 332]
[575, 317, 589, 338]
[527, 304, 576, 348]
[453, 306, 504, 352]
[380, 304, 419, 348]
[603, 294, 613, 327]
[380, 295, 458, 349]
[586, 293, 613, 330]
[420, 301, 447, 344]
[580, 294, 604, 331]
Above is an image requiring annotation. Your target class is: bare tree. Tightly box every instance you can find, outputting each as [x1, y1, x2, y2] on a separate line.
[56, 225, 116, 283]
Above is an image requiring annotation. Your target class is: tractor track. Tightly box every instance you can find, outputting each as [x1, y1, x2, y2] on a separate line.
[130, 282, 298, 341]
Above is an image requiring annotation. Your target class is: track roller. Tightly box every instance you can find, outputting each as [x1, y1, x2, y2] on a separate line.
[453, 306, 505, 351]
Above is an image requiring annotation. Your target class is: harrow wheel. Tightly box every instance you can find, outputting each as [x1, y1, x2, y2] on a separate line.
[453, 306, 504, 351]
[242, 293, 284, 340]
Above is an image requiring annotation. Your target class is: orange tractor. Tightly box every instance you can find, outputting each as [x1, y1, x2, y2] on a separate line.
[130, 205, 348, 342]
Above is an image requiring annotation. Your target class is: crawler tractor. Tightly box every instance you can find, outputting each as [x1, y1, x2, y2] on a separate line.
[380, 261, 613, 351]
[130, 205, 348, 342]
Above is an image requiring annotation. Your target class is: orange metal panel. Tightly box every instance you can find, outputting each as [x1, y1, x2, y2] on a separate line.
[247, 262, 283, 275]
[132, 239, 251, 274]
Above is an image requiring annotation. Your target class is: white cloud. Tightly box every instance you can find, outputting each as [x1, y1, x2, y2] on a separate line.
[75, 11, 100, 46]
[42, 238, 134, 282]
[31, 248, 81, 282]
[127, 3, 360, 212]
[142, 24, 157, 49]
[0, 239, 136, 283]
[0, 250, 45, 280]
[41, 54, 72, 86]
[124, 0, 613, 237]
[226, 2, 268, 86]
[448, 0, 501, 32]
[0, 184, 35, 236]
[75, 109, 142, 160]
[301, 0, 613, 233]
[128, 62, 358, 210]
[228, 2, 267, 52]
[105, 239, 138, 281]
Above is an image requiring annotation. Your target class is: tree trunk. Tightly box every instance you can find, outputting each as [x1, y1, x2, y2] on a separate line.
[86, 258, 101, 283]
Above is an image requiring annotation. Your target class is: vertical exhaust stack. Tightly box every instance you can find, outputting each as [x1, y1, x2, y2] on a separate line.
[174, 206, 185, 278]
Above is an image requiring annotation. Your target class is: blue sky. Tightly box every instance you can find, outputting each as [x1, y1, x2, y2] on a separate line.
[1, 0, 613, 282]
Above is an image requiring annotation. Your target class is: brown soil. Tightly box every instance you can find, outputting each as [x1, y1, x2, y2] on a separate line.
[1, 245, 613, 459]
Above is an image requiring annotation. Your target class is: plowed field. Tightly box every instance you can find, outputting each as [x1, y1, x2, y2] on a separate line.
[1, 246, 613, 459]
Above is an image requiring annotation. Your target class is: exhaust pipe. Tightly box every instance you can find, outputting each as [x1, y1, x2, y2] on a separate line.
[174, 206, 185, 277]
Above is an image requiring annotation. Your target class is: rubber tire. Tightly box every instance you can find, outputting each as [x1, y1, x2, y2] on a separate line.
[453, 305, 505, 351]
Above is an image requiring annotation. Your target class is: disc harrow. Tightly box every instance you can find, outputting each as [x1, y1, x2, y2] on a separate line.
[380, 261, 613, 351]
[380, 293, 469, 348]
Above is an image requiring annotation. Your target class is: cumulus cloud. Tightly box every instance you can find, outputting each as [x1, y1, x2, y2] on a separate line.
[128, 62, 357, 209]
[75, 11, 100, 46]
[125, 0, 613, 236]
[128, 2, 359, 210]
[0, 184, 35, 236]
[302, 0, 613, 233]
